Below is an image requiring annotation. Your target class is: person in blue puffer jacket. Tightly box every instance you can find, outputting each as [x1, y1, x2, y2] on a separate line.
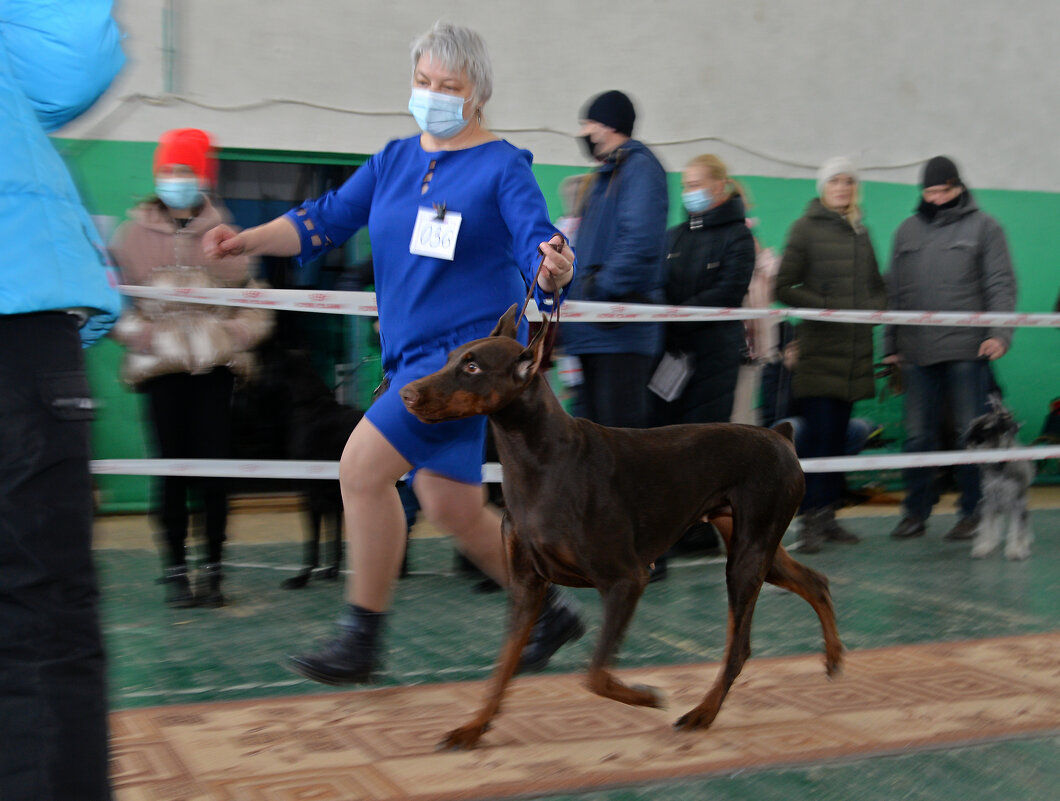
[0, 3, 124, 799]
[560, 90, 669, 428]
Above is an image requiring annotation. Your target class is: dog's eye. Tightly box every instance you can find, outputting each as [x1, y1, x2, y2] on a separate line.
[462, 361, 481, 375]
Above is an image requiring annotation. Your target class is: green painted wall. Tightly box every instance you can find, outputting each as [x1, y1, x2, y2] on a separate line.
[58, 141, 1059, 511]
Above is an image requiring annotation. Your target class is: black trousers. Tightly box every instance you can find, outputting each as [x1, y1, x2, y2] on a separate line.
[143, 368, 235, 567]
[795, 395, 853, 512]
[0, 312, 112, 801]
[574, 353, 655, 428]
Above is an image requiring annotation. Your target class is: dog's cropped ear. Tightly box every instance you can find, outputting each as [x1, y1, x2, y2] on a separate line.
[515, 315, 550, 384]
[490, 305, 520, 339]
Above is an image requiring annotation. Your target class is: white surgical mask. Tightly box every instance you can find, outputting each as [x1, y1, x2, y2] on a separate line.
[156, 177, 201, 210]
[408, 88, 470, 139]
[682, 188, 713, 214]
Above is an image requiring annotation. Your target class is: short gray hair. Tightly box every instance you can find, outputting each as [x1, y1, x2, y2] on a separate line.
[410, 21, 493, 108]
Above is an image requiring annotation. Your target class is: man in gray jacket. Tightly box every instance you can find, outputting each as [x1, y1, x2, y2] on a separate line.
[884, 156, 1017, 542]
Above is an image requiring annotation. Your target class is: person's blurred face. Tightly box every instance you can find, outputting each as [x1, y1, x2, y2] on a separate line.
[154, 164, 196, 181]
[822, 174, 856, 211]
[413, 55, 474, 119]
[578, 119, 618, 160]
[682, 164, 726, 204]
[922, 184, 963, 205]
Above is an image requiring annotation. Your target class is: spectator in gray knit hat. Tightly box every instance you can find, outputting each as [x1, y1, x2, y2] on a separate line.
[884, 155, 1018, 544]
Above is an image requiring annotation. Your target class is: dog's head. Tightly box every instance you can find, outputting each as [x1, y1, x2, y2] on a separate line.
[964, 395, 1021, 449]
[401, 305, 550, 423]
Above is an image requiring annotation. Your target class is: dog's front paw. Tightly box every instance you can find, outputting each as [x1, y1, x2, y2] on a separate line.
[437, 721, 491, 751]
[970, 541, 999, 559]
[1004, 543, 1031, 561]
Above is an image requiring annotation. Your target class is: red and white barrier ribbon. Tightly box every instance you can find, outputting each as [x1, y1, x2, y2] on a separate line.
[91, 444, 1060, 482]
[117, 285, 1060, 328]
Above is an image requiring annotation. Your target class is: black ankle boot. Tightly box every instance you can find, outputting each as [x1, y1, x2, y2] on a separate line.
[198, 562, 225, 608]
[288, 604, 386, 685]
[517, 586, 586, 674]
[164, 566, 196, 608]
[281, 567, 313, 590]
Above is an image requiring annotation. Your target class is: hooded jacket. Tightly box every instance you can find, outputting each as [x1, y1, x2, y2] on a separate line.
[0, 1, 125, 345]
[560, 139, 668, 356]
[883, 192, 1016, 366]
[775, 198, 887, 402]
[110, 198, 274, 386]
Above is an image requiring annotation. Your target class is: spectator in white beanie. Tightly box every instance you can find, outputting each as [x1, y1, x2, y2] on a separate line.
[773, 156, 887, 552]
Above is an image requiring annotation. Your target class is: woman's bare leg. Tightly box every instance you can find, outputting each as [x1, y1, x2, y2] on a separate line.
[338, 418, 412, 611]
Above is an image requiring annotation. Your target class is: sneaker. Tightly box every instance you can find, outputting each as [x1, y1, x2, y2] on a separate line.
[943, 515, 979, 541]
[517, 588, 586, 674]
[890, 516, 926, 539]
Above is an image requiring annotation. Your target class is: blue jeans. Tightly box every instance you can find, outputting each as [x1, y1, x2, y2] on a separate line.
[901, 360, 990, 521]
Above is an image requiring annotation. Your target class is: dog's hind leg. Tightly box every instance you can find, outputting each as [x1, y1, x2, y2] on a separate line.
[674, 531, 773, 731]
[765, 546, 844, 676]
[439, 523, 547, 751]
[585, 575, 663, 708]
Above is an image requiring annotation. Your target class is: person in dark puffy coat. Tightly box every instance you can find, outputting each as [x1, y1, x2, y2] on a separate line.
[775, 157, 887, 552]
[656, 154, 756, 425]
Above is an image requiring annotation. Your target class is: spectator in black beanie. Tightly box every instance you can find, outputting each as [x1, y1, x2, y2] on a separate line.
[883, 155, 1017, 545]
[560, 90, 669, 435]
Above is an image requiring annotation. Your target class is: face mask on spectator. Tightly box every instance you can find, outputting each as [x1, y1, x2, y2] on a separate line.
[155, 177, 201, 210]
[682, 188, 712, 214]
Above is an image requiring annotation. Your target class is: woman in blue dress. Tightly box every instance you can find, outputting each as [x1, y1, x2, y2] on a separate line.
[205, 22, 579, 683]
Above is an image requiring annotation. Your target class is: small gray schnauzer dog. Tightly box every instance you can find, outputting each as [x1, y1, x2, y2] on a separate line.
[964, 395, 1035, 560]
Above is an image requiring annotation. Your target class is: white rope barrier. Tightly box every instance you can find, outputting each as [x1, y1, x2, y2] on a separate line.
[91, 445, 1060, 482]
[117, 285, 1060, 328]
[106, 286, 1059, 484]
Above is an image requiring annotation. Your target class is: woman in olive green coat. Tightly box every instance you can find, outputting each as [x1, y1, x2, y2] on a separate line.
[775, 157, 887, 552]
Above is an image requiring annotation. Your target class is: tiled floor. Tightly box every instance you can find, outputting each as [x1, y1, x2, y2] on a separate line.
[95, 491, 1060, 799]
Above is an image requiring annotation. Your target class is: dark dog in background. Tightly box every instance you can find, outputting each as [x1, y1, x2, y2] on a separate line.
[965, 394, 1035, 560]
[401, 307, 843, 750]
[264, 349, 362, 588]
[256, 348, 418, 587]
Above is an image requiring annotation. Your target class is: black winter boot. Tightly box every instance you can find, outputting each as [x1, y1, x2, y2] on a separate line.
[163, 566, 196, 608]
[517, 586, 586, 674]
[798, 510, 826, 554]
[288, 604, 387, 685]
[821, 506, 861, 544]
[198, 562, 226, 607]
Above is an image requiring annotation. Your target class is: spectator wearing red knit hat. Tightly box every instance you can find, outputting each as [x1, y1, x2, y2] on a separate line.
[110, 128, 274, 607]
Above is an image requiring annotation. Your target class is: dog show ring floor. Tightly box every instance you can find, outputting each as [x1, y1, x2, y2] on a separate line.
[95, 490, 1060, 800]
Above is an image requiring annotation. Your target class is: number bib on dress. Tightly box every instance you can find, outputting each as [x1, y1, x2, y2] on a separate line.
[409, 206, 462, 261]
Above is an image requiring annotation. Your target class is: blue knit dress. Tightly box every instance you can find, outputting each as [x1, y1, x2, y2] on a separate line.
[285, 135, 565, 483]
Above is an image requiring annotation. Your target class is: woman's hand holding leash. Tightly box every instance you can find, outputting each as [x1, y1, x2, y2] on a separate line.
[536, 234, 574, 293]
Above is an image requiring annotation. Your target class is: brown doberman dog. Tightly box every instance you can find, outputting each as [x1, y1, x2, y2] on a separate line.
[400, 306, 843, 750]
